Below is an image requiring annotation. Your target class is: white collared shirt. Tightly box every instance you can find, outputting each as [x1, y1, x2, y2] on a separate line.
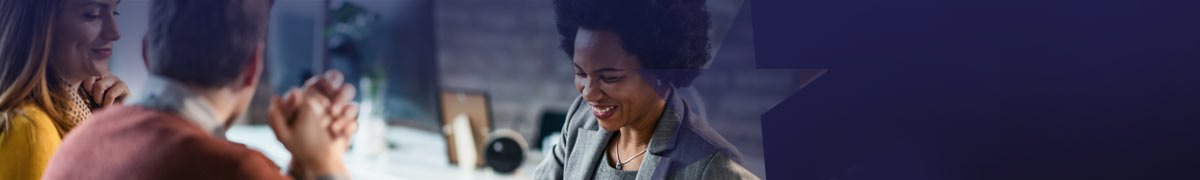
[128, 76, 227, 139]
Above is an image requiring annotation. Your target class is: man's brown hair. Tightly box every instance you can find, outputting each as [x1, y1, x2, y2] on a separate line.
[146, 0, 274, 88]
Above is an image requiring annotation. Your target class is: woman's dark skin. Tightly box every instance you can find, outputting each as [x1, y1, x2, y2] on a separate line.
[572, 28, 669, 171]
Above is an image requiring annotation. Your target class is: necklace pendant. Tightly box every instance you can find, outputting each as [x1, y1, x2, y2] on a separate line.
[616, 163, 623, 169]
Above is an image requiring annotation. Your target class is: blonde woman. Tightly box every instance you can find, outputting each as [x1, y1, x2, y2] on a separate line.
[0, 0, 129, 179]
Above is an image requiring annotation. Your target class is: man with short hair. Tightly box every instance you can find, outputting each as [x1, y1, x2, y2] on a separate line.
[42, 0, 358, 179]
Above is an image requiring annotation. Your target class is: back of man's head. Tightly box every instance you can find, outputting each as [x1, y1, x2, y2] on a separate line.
[146, 0, 273, 88]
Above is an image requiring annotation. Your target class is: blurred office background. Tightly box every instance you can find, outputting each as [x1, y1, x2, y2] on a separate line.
[111, 0, 801, 179]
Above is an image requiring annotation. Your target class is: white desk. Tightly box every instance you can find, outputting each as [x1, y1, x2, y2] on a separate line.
[227, 125, 543, 180]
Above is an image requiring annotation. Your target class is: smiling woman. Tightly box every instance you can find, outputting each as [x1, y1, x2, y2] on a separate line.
[532, 0, 759, 179]
[0, 0, 130, 179]
[50, 0, 123, 83]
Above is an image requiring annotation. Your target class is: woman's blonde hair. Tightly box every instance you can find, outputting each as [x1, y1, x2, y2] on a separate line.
[0, 0, 78, 133]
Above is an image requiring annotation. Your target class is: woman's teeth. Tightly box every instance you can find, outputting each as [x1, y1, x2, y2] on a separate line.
[594, 106, 614, 114]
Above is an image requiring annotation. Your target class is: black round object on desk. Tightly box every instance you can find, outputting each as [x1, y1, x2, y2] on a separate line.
[485, 129, 526, 174]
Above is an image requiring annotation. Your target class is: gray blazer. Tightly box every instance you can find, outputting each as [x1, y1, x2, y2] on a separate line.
[533, 92, 760, 180]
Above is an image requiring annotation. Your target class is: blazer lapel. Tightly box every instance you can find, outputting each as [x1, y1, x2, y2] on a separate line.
[636, 153, 666, 180]
[645, 91, 686, 180]
[564, 127, 612, 180]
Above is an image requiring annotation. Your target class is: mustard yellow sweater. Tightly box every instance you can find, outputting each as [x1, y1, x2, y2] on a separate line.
[0, 105, 66, 180]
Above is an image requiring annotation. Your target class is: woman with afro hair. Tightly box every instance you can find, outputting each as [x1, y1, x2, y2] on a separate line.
[533, 0, 759, 179]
